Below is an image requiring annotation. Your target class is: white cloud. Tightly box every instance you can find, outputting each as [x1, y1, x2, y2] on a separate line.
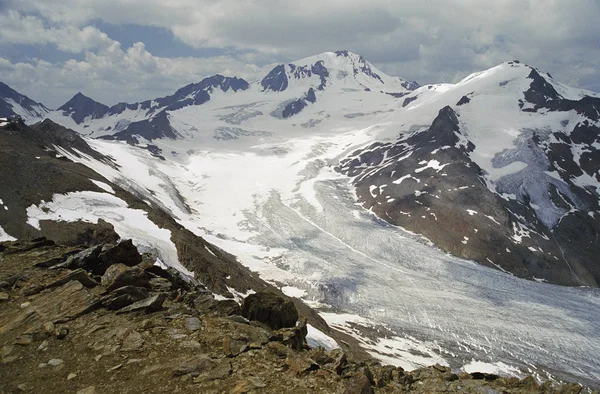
[0, 42, 270, 108]
[0, 11, 114, 53]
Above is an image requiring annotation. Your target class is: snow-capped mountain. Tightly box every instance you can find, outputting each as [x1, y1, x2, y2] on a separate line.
[338, 60, 600, 287]
[48, 51, 418, 140]
[0, 82, 49, 123]
[260, 50, 418, 94]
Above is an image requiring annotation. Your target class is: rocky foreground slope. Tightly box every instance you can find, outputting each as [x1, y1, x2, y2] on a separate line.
[0, 238, 593, 394]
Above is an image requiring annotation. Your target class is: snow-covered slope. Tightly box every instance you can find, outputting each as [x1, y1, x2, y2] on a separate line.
[0, 82, 49, 123]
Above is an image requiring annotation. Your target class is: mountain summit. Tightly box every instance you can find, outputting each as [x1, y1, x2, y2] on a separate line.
[261, 50, 419, 94]
[58, 92, 110, 124]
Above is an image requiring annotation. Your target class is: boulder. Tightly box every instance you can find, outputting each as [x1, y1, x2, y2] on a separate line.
[241, 292, 298, 330]
[59, 245, 103, 271]
[102, 265, 149, 292]
[116, 293, 166, 314]
[98, 240, 142, 268]
[101, 286, 150, 310]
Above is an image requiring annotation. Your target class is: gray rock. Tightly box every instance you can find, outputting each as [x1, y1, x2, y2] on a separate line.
[76, 387, 96, 394]
[116, 293, 166, 314]
[101, 286, 149, 310]
[48, 358, 64, 366]
[173, 355, 216, 376]
[121, 331, 144, 351]
[102, 265, 149, 292]
[185, 317, 201, 332]
[46, 268, 99, 290]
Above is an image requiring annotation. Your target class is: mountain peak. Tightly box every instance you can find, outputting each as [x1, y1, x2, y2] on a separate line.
[261, 50, 418, 94]
[58, 92, 109, 124]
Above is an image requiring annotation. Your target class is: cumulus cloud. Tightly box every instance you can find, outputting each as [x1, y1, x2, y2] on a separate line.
[0, 11, 115, 53]
[0, 42, 270, 108]
[2, 0, 600, 105]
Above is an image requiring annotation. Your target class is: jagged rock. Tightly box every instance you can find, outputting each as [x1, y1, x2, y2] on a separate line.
[0, 292, 9, 302]
[212, 299, 241, 316]
[343, 368, 374, 394]
[148, 277, 172, 292]
[102, 265, 149, 292]
[195, 359, 232, 381]
[59, 245, 103, 271]
[47, 268, 99, 290]
[116, 293, 166, 314]
[101, 286, 149, 310]
[223, 336, 249, 357]
[285, 354, 319, 375]
[39, 219, 119, 247]
[373, 365, 395, 388]
[76, 387, 95, 394]
[270, 319, 308, 351]
[97, 240, 142, 273]
[48, 359, 64, 366]
[241, 291, 298, 330]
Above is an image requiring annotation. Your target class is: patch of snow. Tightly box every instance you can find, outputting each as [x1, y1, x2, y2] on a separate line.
[467, 209, 478, 216]
[90, 179, 116, 194]
[414, 160, 449, 173]
[0, 225, 17, 241]
[281, 286, 307, 298]
[462, 360, 522, 377]
[25, 191, 192, 276]
[306, 324, 339, 350]
[204, 245, 217, 257]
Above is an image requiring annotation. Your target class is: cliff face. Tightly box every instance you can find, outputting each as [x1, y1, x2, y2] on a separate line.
[0, 238, 593, 394]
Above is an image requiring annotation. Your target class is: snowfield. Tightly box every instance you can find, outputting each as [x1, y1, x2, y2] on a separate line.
[42, 58, 600, 387]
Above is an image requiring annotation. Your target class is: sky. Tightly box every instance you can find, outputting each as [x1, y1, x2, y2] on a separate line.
[1, 0, 599, 108]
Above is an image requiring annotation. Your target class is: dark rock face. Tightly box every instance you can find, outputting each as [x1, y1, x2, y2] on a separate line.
[522, 68, 600, 121]
[402, 95, 419, 107]
[261, 65, 289, 92]
[102, 110, 181, 142]
[281, 88, 317, 119]
[241, 292, 299, 330]
[0, 82, 49, 120]
[337, 105, 600, 287]
[456, 95, 471, 106]
[57, 92, 109, 124]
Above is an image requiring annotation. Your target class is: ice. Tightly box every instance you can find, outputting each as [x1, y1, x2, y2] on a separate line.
[90, 179, 115, 194]
[306, 324, 339, 351]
